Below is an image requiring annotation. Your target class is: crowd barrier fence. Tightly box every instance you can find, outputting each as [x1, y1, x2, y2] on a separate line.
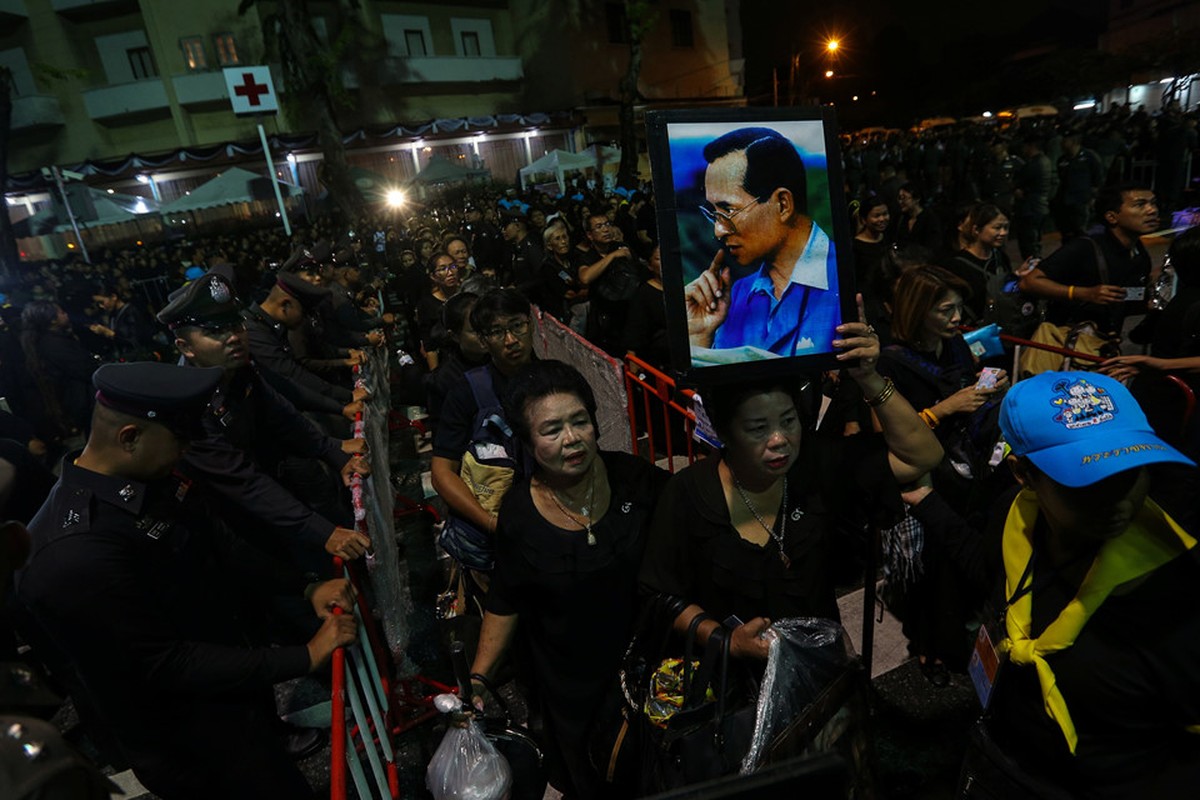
[330, 348, 453, 800]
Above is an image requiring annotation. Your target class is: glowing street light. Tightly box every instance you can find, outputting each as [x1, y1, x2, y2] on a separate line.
[826, 39, 840, 53]
[385, 189, 406, 208]
[825, 69, 834, 78]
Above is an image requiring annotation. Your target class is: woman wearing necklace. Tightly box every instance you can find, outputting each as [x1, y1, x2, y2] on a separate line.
[470, 360, 668, 799]
[639, 302, 943, 661]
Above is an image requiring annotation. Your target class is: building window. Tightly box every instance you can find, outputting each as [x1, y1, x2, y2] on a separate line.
[180, 37, 207, 70]
[606, 2, 628, 44]
[669, 9, 693, 48]
[127, 46, 156, 79]
[405, 29, 427, 56]
[213, 33, 240, 66]
[461, 31, 481, 57]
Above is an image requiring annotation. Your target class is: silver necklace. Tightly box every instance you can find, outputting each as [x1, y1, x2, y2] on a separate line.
[733, 473, 790, 569]
[544, 467, 597, 545]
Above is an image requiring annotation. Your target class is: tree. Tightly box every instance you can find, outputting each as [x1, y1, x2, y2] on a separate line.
[238, 0, 363, 224]
[616, 1, 658, 190]
[0, 67, 18, 277]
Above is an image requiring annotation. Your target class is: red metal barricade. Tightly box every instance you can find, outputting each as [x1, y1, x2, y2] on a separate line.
[623, 353, 707, 472]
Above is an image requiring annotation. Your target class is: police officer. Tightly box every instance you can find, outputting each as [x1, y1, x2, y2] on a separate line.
[280, 248, 368, 381]
[157, 271, 371, 566]
[16, 362, 358, 799]
[244, 271, 367, 420]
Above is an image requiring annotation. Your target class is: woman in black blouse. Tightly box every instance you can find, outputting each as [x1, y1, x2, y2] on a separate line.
[470, 360, 667, 799]
[639, 306, 942, 661]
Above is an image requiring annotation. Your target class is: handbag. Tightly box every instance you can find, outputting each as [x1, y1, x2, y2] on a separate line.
[644, 627, 757, 792]
[588, 595, 688, 793]
[957, 721, 1074, 799]
[1018, 320, 1118, 378]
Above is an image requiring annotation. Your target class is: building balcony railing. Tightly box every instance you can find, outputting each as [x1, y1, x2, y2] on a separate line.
[50, 0, 138, 21]
[171, 71, 229, 108]
[11, 95, 65, 133]
[342, 55, 523, 89]
[82, 79, 170, 123]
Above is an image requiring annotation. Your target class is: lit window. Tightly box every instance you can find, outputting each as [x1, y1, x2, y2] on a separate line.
[180, 37, 206, 71]
[461, 31, 481, 57]
[213, 33, 240, 66]
[127, 46, 156, 80]
[404, 30, 427, 56]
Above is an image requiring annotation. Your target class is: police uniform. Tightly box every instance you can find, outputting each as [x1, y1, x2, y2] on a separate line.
[15, 363, 317, 799]
[242, 273, 353, 414]
[157, 272, 353, 564]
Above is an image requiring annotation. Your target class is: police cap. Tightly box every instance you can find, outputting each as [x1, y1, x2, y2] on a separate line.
[280, 245, 319, 274]
[93, 362, 222, 434]
[156, 271, 242, 330]
[275, 271, 331, 311]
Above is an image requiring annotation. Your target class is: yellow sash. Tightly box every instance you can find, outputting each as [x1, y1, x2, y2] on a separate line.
[999, 489, 1196, 754]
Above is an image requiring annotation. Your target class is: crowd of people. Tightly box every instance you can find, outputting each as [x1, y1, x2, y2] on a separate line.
[0, 103, 1199, 799]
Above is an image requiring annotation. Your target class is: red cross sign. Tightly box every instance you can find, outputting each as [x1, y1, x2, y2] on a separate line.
[224, 66, 278, 115]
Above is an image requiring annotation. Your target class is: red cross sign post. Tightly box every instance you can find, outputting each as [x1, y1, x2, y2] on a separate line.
[223, 66, 291, 236]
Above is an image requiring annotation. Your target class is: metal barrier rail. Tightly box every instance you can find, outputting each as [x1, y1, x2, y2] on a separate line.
[330, 349, 453, 800]
[622, 353, 703, 472]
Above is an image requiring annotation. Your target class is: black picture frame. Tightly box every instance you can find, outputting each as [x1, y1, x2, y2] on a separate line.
[646, 107, 857, 384]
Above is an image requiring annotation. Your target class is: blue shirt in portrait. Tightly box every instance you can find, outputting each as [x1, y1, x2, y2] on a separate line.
[708, 222, 841, 358]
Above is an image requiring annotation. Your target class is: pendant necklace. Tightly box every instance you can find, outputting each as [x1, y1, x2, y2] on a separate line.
[546, 466, 597, 546]
[732, 472, 790, 569]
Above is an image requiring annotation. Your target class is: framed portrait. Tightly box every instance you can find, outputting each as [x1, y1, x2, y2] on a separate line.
[646, 107, 856, 383]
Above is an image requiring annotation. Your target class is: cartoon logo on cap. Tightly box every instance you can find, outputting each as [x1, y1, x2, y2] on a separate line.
[209, 279, 231, 304]
[1050, 378, 1116, 430]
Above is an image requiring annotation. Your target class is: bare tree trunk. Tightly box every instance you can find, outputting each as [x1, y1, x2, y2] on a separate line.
[616, 37, 642, 190]
[0, 68, 19, 276]
[277, 0, 361, 223]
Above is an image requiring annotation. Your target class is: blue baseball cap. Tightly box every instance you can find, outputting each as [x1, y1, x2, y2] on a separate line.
[1000, 371, 1194, 487]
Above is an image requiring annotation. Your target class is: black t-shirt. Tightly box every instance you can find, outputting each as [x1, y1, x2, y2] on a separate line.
[415, 291, 446, 352]
[639, 433, 902, 625]
[945, 248, 1012, 324]
[1152, 285, 1200, 359]
[1039, 232, 1151, 333]
[622, 282, 670, 369]
[432, 363, 507, 461]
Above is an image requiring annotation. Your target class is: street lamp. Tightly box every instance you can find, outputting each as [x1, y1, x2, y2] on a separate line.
[826, 39, 840, 53]
[825, 70, 834, 78]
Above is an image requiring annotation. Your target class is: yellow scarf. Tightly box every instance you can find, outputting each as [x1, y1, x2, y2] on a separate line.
[999, 488, 1196, 754]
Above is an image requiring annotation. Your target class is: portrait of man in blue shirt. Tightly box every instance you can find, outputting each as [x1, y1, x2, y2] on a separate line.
[684, 127, 841, 364]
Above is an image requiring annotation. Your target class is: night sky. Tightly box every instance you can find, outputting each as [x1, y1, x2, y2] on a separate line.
[739, 0, 1109, 126]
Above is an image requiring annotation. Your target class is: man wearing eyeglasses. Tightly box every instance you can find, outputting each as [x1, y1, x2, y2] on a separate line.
[431, 289, 535, 585]
[685, 127, 842, 362]
[417, 252, 463, 370]
[578, 212, 641, 356]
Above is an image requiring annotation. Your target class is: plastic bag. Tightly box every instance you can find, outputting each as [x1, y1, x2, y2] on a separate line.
[740, 617, 855, 773]
[426, 718, 513, 800]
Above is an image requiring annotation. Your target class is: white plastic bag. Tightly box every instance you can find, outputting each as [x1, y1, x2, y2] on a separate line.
[426, 718, 513, 800]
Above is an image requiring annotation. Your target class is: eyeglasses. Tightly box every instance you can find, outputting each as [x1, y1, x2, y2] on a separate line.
[433, 263, 458, 275]
[480, 318, 531, 341]
[590, 221, 614, 232]
[698, 198, 762, 230]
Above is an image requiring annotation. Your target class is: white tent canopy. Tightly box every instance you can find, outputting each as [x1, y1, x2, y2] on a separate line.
[519, 149, 596, 193]
[159, 167, 303, 213]
[22, 188, 157, 235]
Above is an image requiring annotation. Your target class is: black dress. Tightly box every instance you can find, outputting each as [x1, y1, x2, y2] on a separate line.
[486, 451, 668, 798]
[639, 433, 901, 626]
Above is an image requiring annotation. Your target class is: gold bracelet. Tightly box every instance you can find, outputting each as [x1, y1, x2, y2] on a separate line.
[921, 408, 940, 428]
[1068, 285, 1075, 301]
[865, 378, 896, 408]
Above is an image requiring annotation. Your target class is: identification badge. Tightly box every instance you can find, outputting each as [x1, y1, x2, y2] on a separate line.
[968, 623, 1002, 709]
